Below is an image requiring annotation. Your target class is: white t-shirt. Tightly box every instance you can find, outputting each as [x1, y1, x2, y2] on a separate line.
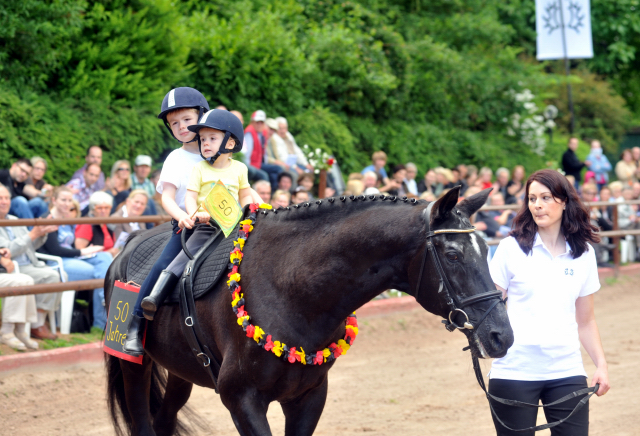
[488, 234, 600, 381]
[156, 148, 203, 211]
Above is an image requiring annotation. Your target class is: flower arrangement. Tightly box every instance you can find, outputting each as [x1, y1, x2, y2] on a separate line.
[302, 144, 336, 174]
[226, 203, 358, 365]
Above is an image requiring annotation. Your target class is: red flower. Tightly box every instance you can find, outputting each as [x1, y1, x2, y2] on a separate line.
[249, 203, 259, 213]
[236, 306, 246, 317]
[313, 351, 324, 365]
[242, 224, 252, 233]
[327, 158, 335, 166]
[288, 347, 297, 363]
[347, 317, 358, 328]
[345, 329, 356, 344]
[246, 325, 255, 338]
[264, 335, 274, 351]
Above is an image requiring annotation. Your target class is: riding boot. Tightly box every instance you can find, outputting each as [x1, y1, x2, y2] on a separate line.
[122, 315, 145, 356]
[140, 270, 179, 321]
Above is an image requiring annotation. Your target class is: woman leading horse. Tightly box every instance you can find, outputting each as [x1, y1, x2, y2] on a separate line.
[105, 187, 514, 436]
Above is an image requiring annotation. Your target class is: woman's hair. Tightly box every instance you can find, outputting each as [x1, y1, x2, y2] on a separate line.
[30, 156, 47, 169]
[371, 151, 387, 162]
[271, 189, 291, 202]
[110, 160, 132, 190]
[510, 169, 599, 259]
[511, 165, 525, 180]
[345, 179, 364, 196]
[128, 189, 149, 201]
[348, 172, 364, 181]
[89, 191, 114, 211]
[52, 185, 73, 200]
[621, 148, 632, 160]
[297, 172, 314, 184]
[70, 199, 81, 218]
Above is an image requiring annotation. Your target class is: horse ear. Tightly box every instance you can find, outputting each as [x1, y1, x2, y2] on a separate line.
[431, 185, 461, 224]
[457, 188, 493, 217]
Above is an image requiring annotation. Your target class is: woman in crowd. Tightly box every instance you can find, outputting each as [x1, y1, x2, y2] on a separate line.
[23, 156, 54, 201]
[614, 148, 637, 186]
[105, 160, 132, 211]
[38, 187, 111, 330]
[267, 117, 313, 186]
[507, 165, 527, 204]
[417, 169, 437, 195]
[109, 189, 149, 249]
[271, 190, 291, 209]
[75, 191, 118, 258]
[297, 173, 315, 200]
[488, 169, 609, 435]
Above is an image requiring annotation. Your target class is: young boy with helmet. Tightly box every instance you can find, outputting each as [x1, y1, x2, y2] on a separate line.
[161, 108, 253, 280]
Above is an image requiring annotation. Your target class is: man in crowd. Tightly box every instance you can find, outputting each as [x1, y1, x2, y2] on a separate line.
[67, 163, 101, 215]
[71, 145, 105, 190]
[561, 137, 586, 190]
[0, 158, 49, 219]
[0, 183, 62, 340]
[253, 180, 272, 204]
[404, 163, 419, 196]
[130, 155, 157, 225]
[244, 110, 282, 190]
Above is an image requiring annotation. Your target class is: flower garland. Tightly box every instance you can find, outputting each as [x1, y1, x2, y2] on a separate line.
[226, 202, 358, 365]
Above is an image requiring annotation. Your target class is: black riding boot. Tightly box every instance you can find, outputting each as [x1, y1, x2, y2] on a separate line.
[140, 270, 179, 321]
[122, 315, 145, 356]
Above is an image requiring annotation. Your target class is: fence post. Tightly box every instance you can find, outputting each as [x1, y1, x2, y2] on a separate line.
[612, 204, 620, 278]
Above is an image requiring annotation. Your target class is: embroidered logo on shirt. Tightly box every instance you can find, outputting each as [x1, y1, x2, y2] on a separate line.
[564, 268, 574, 276]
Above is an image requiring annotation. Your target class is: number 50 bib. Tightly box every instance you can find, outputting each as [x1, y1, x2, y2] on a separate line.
[203, 181, 243, 237]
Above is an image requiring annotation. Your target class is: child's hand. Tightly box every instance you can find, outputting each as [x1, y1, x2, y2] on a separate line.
[178, 216, 195, 230]
[194, 212, 211, 224]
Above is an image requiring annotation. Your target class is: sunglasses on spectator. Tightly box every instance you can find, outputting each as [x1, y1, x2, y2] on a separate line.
[70, 208, 77, 212]
[117, 167, 130, 172]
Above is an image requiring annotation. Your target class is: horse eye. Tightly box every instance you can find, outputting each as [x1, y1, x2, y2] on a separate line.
[446, 252, 459, 262]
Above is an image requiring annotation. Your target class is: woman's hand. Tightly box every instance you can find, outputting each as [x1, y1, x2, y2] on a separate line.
[591, 365, 610, 396]
[0, 255, 14, 273]
[80, 245, 104, 256]
[178, 215, 195, 230]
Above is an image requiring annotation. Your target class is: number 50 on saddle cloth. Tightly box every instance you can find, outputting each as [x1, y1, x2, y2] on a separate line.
[103, 281, 145, 364]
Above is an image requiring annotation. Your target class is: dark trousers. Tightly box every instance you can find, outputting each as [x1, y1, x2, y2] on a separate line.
[488, 376, 589, 436]
[132, 220, 194, 317]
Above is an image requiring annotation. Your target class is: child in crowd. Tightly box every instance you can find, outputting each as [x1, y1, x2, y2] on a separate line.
[297, 173, 315, 200]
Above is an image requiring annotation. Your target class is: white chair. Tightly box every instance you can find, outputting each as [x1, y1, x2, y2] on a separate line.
[35, 253, 74, 335]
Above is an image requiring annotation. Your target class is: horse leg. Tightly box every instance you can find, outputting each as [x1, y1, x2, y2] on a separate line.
[280, 377, 328, 436]
[120, 357, 156, 436]
[152, 373, 193, 436]
[220, 387, 272, 436]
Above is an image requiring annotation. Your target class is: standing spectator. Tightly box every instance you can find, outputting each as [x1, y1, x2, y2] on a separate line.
[0, 159, 49, 220]
[23, 157, 54, 201]
[37, 187, 109, 331]
[271, 190, 291, 209]
[109, 190, 149, 249]
[66, 162, 101, 214]
[0, 184, 61, 340]
[291, 187, 310, 205]
[71, 146, 105, 190]
[561, 137, 586, 189]
[494, 167, 516, 204]
[277, 172, 293, 193]
[244, 110, 283, 190]
[417, 169, 437, 195]
[614, 149, 637, 186]
[105, 160, 132, 210]
[404, 163, 419, 196]
[252, 180, 272, 204]
[507, 165, 527, 204]
[267, 117, 312, 186]
[585, 140, 612, 192]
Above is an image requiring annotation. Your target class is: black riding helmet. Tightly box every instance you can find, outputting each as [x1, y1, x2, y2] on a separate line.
[188, 109, 244, 165]
[158, 87, 210, 143]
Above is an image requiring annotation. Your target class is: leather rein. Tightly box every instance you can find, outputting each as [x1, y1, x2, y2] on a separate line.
[415, 202, 503, 333]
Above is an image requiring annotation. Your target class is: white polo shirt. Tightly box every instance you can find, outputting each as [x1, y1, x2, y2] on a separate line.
[489, 234, 600, 381]
[156, 148, 203, 211]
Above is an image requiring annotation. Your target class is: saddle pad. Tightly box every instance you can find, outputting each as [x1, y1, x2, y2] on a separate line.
[126, 222, 173, 286]
[165, 221, 240, 304]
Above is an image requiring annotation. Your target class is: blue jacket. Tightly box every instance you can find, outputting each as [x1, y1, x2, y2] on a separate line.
[585, 151, 612, 184]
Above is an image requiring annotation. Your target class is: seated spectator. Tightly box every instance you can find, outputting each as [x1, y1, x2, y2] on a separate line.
[66, 162, 102, 215]
[0, 184, 61, 340]
[598, 186, 614, 221]
[509, 166, 526, 201]
[451, 166, 468, 196]
[23, 156, 54, 201]
[252, 180, 272, 204]
[417, 169, 437, 195]
[609, 181, 623, 202]
[297, 173, 315, 200]
[348, 172, 364, 181]
[465, 165, 478, 188]
[271, 190, 291, 208]
[109, 189, 149, 249]
[477, 167, 493, 190]
[618, 187, 639, 230]
[404, 163, 419, 196]
[71, 145, 105, 190]
[105, 160, 132, 211]
[149, 169, 166, 215]
[615, 149, 637, 186]
[361, 151, 393, 191]
[581, 183, 614, 266]
[419, 191, 436, 202]
[277, 172, 293, 193]
[434, 167, 455, 194]
[633, 181, 640, 200]
[344, 179, 365, 197]
[0, 158, 49, 220]
[363, 171, 378, 191]
[486, 192, 515, 233]
[37, 187, 110, 330]
[0, 248, 40, 350]
[267, 117, 313, 186]
[387, 165, 410, 197]
[131, 155, 158, 228]
[493, 167, 516, 204]
[244, 110, 282, 190]
[291, 187, 310, 205]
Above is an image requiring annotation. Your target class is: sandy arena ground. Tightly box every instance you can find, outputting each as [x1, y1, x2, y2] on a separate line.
[0, 272, 638, 436]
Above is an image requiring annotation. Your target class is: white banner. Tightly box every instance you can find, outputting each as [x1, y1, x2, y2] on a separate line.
[536, 0, 593, 60]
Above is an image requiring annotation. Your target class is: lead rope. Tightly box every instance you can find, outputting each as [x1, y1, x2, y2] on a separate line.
[470, 354, 599, 432]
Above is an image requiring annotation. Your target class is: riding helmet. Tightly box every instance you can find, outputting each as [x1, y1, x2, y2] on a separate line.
[188, 109, 244, 153]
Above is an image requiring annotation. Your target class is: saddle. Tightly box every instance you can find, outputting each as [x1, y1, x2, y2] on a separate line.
[125, 221, 239, 303]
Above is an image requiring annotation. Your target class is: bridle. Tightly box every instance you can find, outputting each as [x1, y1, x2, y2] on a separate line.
[415, 202, 504, 333]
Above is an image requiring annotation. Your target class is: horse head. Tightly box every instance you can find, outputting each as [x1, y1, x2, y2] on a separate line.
[411, 187, 514, 359]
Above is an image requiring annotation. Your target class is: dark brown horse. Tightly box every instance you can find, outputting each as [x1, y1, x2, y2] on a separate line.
[105, 187, 513, 435]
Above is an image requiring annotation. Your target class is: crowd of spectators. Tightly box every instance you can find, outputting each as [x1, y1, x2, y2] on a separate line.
[2, 123, 639, 352]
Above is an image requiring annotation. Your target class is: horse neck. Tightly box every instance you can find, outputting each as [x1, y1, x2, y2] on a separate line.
[242, 201, 426, 342]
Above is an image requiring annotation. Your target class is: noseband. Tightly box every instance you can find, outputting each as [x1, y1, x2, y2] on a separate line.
[415, 202, 504, 333]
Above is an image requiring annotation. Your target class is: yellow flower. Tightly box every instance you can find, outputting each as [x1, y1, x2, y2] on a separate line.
[239, 219, 253, 226]
[234, 239, 245, 250]
[227, 273, 241, 286]
[296, 347, 306, 365]
[253, 326, 265, 343]
[272, 341, 284, 357]
[259, 203, 273, 210]
[237, 316, 249, 326]
[231, 292, 243, 307]
[230, 251, 243, 263]
[322, 348, 331, 360]
[337, 339, 351, 354]
[345, 325, 359, 336]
